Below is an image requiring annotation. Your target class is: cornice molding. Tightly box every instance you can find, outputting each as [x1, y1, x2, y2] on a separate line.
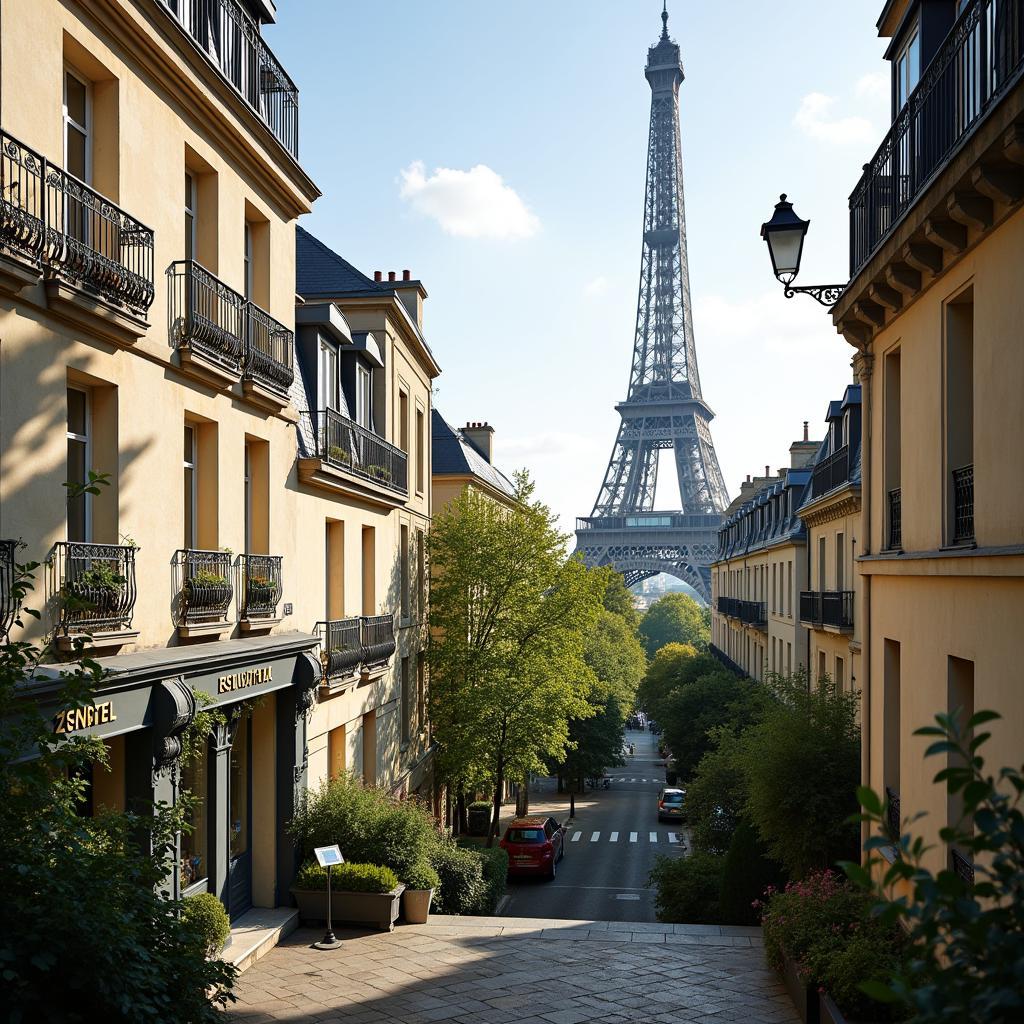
[799, 486, 862, 528]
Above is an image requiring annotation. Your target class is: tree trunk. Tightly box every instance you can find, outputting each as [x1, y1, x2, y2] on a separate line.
[487, 762, 505, 848]
[516, 777, 529, 816]
[557, 773, 564, 794]
[456, 790, 467, 835]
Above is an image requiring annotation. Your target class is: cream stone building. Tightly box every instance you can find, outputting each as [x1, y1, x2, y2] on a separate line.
[711, 428, 818, 681]
[827, 0, 1024, 876]
[796, 386, 863, 698]
[0, 0, 439, 926]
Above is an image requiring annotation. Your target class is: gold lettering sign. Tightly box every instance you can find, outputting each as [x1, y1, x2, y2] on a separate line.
[217, 665, 273, 694]
[54, 701, 117, 735]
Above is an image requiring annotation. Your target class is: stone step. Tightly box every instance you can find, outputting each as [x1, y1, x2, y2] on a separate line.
[221, 907, 299, 975]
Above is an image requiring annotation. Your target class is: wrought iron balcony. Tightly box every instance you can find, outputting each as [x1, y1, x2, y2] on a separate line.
[174, 548, 233, 625]
[951, 847, 975, 885]
[811, 445, 851, 498]
[717, 595, 739, 618]
[885, 786, 901, 840]
[799, 590, 822, 626]
[158, 0, 299, 158]
[822, 590, 855, 631]
[51, 541, 138, 637]
[238, 553, 282, 620]
[1, 539, 16, 638]
[849, 0, 1024, 275]
[736, 599, 767, 628]
[168, 260, 246, 374]
[888, 488, 902, 550]
[244, 302, 294, 395]
[953, 464, 975, 543]
[303, 408, 409, 496]
[361, 613, 396, 668]
[315, 617, 362, 680]
[1, 127, 155, 314]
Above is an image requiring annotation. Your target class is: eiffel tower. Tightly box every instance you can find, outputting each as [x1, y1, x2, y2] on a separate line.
[575, 4, 728, 604]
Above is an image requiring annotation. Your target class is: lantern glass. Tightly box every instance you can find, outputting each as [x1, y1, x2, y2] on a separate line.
[767, 227, 805, 283]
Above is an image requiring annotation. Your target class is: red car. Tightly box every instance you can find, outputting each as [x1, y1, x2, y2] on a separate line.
[499, 816, 566, 880]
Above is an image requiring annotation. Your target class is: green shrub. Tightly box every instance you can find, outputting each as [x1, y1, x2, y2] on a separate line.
[429, 841, 486, 915]
[808, 930, 909, 1022]
[293, 860, 399, 894]
[467, 800, 491, 836]
[686, 727, 748, 855]
[718, 820, 786, 925]
[469, 842, 509, 913]
[649, 851, 724, 924]
[181, 892, 231, 958]
[403, 860, 441, 892]
[288, 774, 439, 878]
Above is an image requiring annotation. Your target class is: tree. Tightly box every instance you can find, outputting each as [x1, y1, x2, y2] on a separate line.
[638, 592, 709, 657]
[635, 642, 707, 717]
[427, 473, 606, 844]
[584, 609, 646, 710]
[686, 726, 750, 855]
[560, 693, 627, 785]
[601, 572, 640, 631]
[0, 556, 235, 1023]
[741, 672, 860, 876]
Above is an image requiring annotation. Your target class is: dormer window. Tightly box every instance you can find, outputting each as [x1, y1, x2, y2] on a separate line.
[356, 363, 372, 430]
[318, 336, 338, 411]
[894, 22, 920, 111]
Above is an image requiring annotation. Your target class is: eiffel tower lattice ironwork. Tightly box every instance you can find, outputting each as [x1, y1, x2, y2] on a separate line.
[575, 5, 728, 604]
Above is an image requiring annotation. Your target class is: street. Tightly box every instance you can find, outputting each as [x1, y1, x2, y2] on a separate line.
[500, 729, 686, 923]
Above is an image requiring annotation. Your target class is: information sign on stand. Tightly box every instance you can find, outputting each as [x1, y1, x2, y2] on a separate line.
[313, 846, 344, 950]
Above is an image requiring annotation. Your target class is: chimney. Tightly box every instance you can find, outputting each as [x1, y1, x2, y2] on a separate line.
[373, 270, 382, 282]
[746, 474, 751, 483]
[765, 465, 770, 478]
[402, 269, 411, 281]
[803, 421, 809, 442]
[388, 271, 396, 282]
[462, 421, 495, 464]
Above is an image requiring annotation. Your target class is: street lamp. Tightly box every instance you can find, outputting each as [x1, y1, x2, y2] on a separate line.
[760, 194, 846, 308]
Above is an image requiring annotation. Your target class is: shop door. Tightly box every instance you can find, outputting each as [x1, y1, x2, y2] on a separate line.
[228, 715, 252, 919]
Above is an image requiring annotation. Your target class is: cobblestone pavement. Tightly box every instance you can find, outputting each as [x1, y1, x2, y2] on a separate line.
[227, 915, 798, 1023]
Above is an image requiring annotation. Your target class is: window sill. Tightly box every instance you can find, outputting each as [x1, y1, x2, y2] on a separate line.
[178, 620, 232, 640]
[56, 628, 140, 653]
[240, 616, 282, 634]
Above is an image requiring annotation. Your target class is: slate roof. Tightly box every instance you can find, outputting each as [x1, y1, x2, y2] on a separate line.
[296, 226, 386, 298]
[797, 384, 863, 511]
[432, 409, 516, 500]
[715, 467, 812, 563]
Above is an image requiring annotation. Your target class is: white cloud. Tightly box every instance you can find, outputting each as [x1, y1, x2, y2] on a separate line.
[583, 275, 609, 296]
[855, 70, 889, 104]
[792, 92, 875, 146]
[695, 290, 837, 357]
[398, 160, 540, 240]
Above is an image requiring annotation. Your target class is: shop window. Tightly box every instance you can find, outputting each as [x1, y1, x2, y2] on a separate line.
[180, 740, 210, 891]
[229, 716, 250, 863]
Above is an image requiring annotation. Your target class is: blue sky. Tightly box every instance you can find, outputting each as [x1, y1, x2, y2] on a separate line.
[267, 1, 890, 533]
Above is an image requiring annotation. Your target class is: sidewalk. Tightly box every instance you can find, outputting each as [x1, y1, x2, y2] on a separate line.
[226, 914, 798, 1023]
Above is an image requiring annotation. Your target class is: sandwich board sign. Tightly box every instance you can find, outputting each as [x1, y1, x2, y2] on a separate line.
[314, 845, 344, 868]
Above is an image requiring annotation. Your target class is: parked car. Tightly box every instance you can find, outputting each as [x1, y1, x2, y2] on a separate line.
[499, 816, 566, 880]
[657, 787, 686, 823]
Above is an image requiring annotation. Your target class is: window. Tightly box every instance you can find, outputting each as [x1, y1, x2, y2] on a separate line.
[67, 387, 90, 541]
[328, 724, 346, 781]
[835, 656, 845, 692]
[416, 408, 425, 493]
[771, 562, 777, 614]
[417, 651, 426, 735]
[401, 656, 412, 746]
[244, 442, 252, 555]
[243, 221, 253, 301]
[945, 291, 974, 545]
[400, 524, 410, 621]
[786, 642, 792, 676]
[399, 391, 409, 452]
[894, 25, 921, 111]
[818, 536, 826, 592]
[180, 740, 209, 890]
[183, 424, 197, 548]
[244, 438, 269, 555]
[416, 529, 425, 622]
[883, 639, 901, 799]
[361, 526, 375, 615]
[884, 349, 902, 548]
[63, 69, 90, 182]
[836, 533, 845, 591]
[947, 657, 975, 836]
[318, 338, 338, 411]
[325, 520, 344, 619]
[356, 364, 372, 430]
[818, 650, 827, 684]
[787, 561, 793, 617]
[185, 172, 196, 262]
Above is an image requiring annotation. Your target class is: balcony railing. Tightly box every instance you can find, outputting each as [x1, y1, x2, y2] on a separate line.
[951, 848, 976, 885]
[811, 445, 851, 498]
[885, 786, 901, 840]
[737, 600, 767, 628]
[168, 260, 246, 373]
[849, 0, 1024, 275]
[576, 513, 723, 532]
[1, 127, 155, 314]
[244, 302, 294, 394]
[888, 488, 903, 550]
[953, 464, 975, 543]
[158, 0, 299, 158]
[822, 590, 855, 631]
[799, 590, 822, 626]
[361, 613, 396, 668]
[304, 408, 409, 496]
[1, 539, 17, 638]
[51, 541, 138, 636]
[717, 595, 739, 618]
[174, 548, 233, 625]
[316, 617, 362, 679]
[238, 553, 281, 620]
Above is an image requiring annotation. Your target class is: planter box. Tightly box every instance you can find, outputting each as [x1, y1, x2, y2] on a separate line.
[818, 991, 884, 1024]
[401, 887, 434, 924]
[780, 951, 820, 1024]
[291, 885, 405, 932]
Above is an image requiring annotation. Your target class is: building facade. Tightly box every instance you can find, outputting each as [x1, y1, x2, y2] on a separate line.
[711, 429, 818, 681]
[829, 0, 1024, 874]
[796, 387, 863, 697]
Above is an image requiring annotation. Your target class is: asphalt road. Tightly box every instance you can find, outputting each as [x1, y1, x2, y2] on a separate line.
[499, 729, 688, 922]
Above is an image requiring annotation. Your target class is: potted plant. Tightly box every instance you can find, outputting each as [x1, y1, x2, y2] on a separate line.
[66, 561, 126, 617]
[327, 444, 351, 466]
[401, 861, 440, 924]
[246, 574, 277, 609]
[290, 861, 405, 932]
[183, 567, 231, 616]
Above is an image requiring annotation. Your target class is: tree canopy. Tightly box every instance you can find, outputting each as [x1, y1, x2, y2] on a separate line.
[638, 592, 710, 657]
[427, 473, 606, 839]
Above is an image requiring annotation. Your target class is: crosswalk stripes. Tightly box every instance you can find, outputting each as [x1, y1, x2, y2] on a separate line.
[609, 831, 619, 842]
[590, 831, 601, 842]
[649, 831, 658, 842]
[564, 829, 684, 847]
[571, 831, 582, 842]
[668, 833, 679, 844]
[629, 832, 638, 843]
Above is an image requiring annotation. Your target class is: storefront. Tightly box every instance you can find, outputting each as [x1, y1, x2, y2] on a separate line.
[38, 632, 320, 918]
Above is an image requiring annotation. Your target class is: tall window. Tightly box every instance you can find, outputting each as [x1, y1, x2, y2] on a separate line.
[243, 442, 252, 555]
[945, 292, 975, 545]
[835, 656, 845, 692]
[356, 364, 372, 429]
[243, 222, 253, 301]
[416, 529, 425, 621]
[63, 69, 89, 182]
[399, 391, 409, 452]
[884, 349, 902, 549]
[400, 656, 412, 745]
[417, 651, 426, 735]
[67, 387, 90, 541]
[183, 424, 197, 548]
[184, 171, 196, 262]
[416, 409, 425, 493]
[400, 524, 410, 621]
[818, 536, 826, 592]
[894, 25, 920, 110]
[318, 338, 338, 411]
[883, 639, 901, 800]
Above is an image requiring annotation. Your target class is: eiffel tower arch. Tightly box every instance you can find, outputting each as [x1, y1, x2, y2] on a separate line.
[576, 4, 728, 605]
